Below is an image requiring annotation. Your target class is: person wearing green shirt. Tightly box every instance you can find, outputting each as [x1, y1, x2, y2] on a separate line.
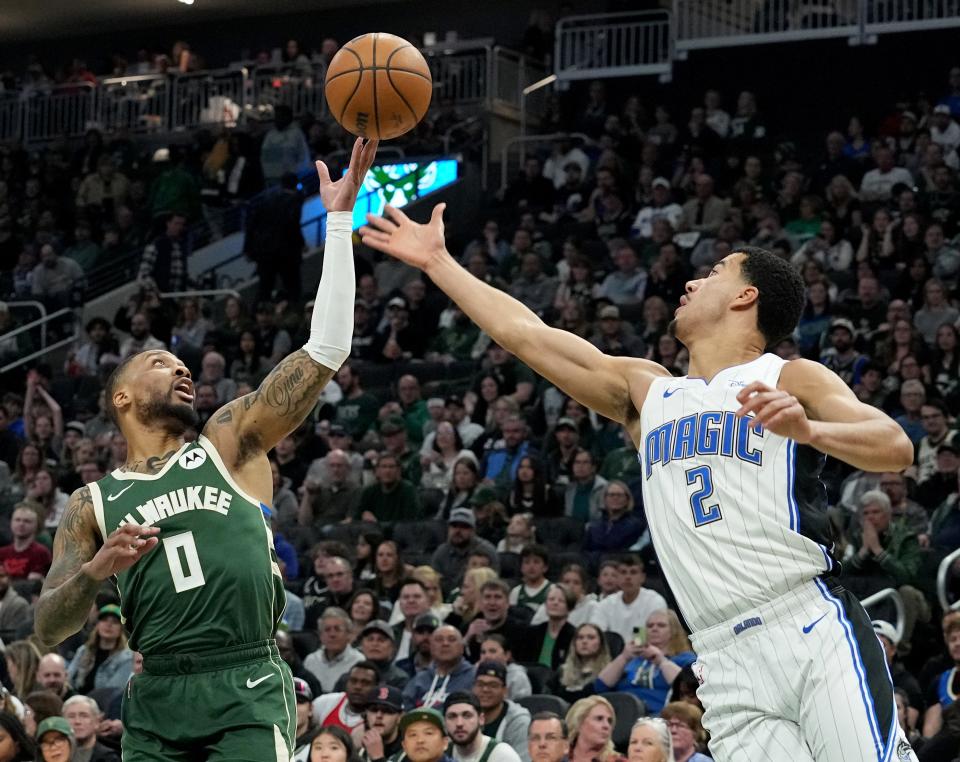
[355, 454, 422, 524]
[334, 364, 380, 439]
[380, 416, 422, 486]
[397, 375, 430, 444]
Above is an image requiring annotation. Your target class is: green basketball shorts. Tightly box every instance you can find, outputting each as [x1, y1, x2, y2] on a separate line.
[121, 640, 295, 761]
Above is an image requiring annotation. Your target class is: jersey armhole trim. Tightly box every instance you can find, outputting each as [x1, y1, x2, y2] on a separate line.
[196, 434, 263, 509]
[87, 481, 109, 541]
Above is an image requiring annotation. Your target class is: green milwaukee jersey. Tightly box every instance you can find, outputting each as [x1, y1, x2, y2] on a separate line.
[88, 436, 285, 655]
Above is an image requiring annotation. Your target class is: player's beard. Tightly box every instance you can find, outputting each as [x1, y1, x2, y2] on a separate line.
[135, 389, 199, 435]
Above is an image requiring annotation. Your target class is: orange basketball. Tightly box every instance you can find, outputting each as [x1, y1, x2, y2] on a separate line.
[324, 33, 433, 140]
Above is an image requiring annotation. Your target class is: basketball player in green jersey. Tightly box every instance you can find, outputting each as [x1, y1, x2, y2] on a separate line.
[34, 137, 379, 762]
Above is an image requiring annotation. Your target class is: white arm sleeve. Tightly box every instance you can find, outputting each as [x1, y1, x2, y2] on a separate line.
[302, 211, 355, 370]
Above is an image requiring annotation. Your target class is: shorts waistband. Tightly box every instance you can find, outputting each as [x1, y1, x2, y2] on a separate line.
[142, 640, 279, 675]
[691, 578, 840, 653]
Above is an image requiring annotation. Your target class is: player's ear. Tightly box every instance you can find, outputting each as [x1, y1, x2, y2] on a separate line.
[733, 284, 759, 311]
[113, 385, 132, 417]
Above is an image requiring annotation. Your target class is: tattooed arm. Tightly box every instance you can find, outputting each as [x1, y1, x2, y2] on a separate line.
[35, 486, 159, 647]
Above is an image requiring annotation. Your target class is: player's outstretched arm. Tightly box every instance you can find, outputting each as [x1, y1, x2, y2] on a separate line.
[203, 138, 378, 459]
[361, 204, 667, 424]
[735, 358, 914, 472]
[35, 486, 159, 647]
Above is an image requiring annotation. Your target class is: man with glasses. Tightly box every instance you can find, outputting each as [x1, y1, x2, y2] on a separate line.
[37, 716, 77, 760]
[583, 481, 644, 560]
[471, 662, 531, 762]
[304, 607, 364, 691]
[916, 401, 959, 483]
[527, 712, 568, 762]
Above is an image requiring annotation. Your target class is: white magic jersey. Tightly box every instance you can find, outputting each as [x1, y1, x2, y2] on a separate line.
[639, 353, 837, 632]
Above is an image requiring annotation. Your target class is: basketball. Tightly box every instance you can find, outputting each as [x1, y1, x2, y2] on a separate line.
[324, 32, 433, 140]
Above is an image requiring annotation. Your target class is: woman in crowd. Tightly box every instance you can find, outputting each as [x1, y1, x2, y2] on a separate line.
[875, 318, 929, 377]
[354, 529, 383, 582]
[532, 564, 599, 628]
[301, 724, 358, 762]
[0, 712, 35, 762]
[882, 213, 925, 264]
[447, 567, 499, 631]
[439, 457, 481, 520]
[627, 717, 674, 762]
[4, 643, 40, 703]
[595, 609, 696, 714]
[471, 376, 504, 430]
[823, 174, 861, 240]
[410, 566, 450, 623]
[220, 295, 253, 364]
[372, 540, 408, 604]
[931, 323, 960, 411]
[638, 296, 669, 347]
[566, 696, 622, 762]
[557, 623, 612, 704]
[34, 716, 74, 762]
[420, 423, 475, 492]
[10, 444, 43, 504]
[228, 330, 271, 387]
[660, 702, 710, 762]
[346, 589, 380, 637]
[496, 512, 535, 554]
[893, 255, 933, 311]
[509, 456, 561, 517]
[518, 584, 576, 670]
[480, 634, 532, 699]
[171, 298, 213, 358]
[25, 469, 68, 531]
[857, 207, 892, 267]
[67, 605, 134, 693]
[554, 254, 600, 315]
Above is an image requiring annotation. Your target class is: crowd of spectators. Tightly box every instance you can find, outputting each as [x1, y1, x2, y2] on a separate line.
[3, 29, 960, 762]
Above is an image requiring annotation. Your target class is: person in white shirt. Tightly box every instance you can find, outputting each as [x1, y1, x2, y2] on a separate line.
[630, 178, 684, 240]
[859, 146, 915, 202]
[594, 555, 668, 645]
[311, 660, 380, 731]
[704, 89, 730, 137]
[542, 138, 590, 189]
[304, 607, 365, 690]
[931, 104, 960, 155]
[444, 692, 523, 762]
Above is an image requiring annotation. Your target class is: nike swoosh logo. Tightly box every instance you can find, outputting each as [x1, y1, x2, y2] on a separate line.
[107, 484, 134, 502]
[802, 613, 828, 634]
[663, 388, 681, 398]
[246, 674, 273, 689]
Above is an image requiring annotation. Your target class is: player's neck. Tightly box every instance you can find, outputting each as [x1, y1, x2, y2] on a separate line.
[685, 328, 765, 382]
[122, 432, 186, 475]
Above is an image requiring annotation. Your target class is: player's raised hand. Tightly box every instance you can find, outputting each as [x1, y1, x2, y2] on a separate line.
[84, 524, 160, 581]
[316, 137, 379, 212]
[735, 381, 813, 443]
[361, 203, 447, 270]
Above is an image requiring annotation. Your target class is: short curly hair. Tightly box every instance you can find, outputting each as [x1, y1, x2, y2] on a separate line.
[735, 245, 805, 346]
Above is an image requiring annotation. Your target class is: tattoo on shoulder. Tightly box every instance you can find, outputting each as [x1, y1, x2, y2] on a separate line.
[59, 487, 93, 537]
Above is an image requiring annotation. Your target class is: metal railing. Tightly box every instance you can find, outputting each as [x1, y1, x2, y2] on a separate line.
[860, 587, 905, 645]
[158, 289, 241, 302]
[0, 307, 77, 374]
[938, 547, 960, 612]
[555, 10, 673, 80]
[499, 131, 592, 190]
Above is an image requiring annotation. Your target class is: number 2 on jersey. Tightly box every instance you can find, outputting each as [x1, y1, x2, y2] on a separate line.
[162, 531, 206, 593]
[685, 466, 722, 527]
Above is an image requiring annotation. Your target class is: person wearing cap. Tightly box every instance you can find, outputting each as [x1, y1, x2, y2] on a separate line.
[63, 694, 118, 762]
[333, 363, 381, 440]
[630, 177, 683, 240]
[915, 400, 960, 486]
[444, 691, 523, 762]
[358, 685, 406, 762]
[335, 621, 410, 691]
[66, 604, 133, 693]
[871, 621, 922, 732]
[292, 677, 319, 758]
[314, 660, 381, 734]
[442, 396, 484, 449]
[932, 103, 960, 154]
[36, 716, 75, 762]
[544, 417, 582, 485]
[916, 444, 960, 511]
[355, 453, 423, 524]
[818, 317, 868, 387]
[596, 243, 647, 308]
[472, 661, 532, 762]
[379, 413, 423, 485]
[430, 508, 500, 594]
[396, 613, 441, 679]
[589, 306, 646, 359]
[373, 297, 420, 364]
[400, 707, 453, 762]
[404, 626, 476, 711]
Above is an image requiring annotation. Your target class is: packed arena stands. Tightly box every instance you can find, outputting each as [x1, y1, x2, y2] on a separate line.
[1, 7, 960, 761]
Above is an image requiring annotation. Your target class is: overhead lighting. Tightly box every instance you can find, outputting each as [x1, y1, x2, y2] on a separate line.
[177, 0, 195, 5]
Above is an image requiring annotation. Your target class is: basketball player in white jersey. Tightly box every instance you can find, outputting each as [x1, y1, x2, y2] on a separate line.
[360, 205, 919, 762]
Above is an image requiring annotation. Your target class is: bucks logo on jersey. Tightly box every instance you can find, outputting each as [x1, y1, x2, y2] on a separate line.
[88, 436, 286, 654]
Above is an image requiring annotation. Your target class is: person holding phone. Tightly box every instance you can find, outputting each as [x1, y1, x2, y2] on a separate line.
[595, 610, 695, 714]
